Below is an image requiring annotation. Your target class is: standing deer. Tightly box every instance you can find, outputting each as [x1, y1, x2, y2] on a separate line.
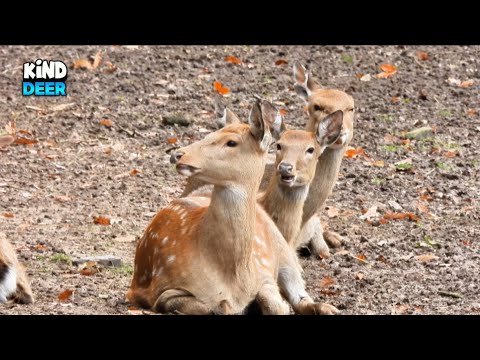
[292, 62, 355, 257]
[127, 101, 337, 315]
[0, 234, 34, 304]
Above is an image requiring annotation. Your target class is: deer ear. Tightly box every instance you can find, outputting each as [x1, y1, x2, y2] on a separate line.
[316, 110, 343, 152]
[293, 62, 320, 101]
[249, 102, 271, 152]
[260, 101, 285, 141]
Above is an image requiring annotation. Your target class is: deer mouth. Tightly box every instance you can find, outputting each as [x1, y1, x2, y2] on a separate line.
[280, 174, 296, 186]
[176, 164, 200, 176]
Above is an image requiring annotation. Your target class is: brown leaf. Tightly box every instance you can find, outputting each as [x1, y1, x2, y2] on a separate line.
[1, 213, 14, 218]
[275, 59, 288, 66]
[459, 79, 474, 88]
[371, 160, 385, 167]
[92, 51, 102, 69]
[383, 212, 419, 222]
[320, 276, 334, 288]
[417, 52, 429, 60]
[417, 202, 429, 213]
[18, 129, 33, 136]
[130, 169, 140, 176]
[400, 139, 411, 145]
[104, 149, 112, 155]
[327, 207, 339, 218]
[356, 272, 364, 280]
[320, 289, 338, 296]
[54, 195, 71, 203]
[466, 108, 477, 117]
[356, 73, 364, 79]
[213, 81, 230, 95]
[79, 261, 99, 276]
[357, 254, 367, 261]
[279, 109, 288, 116]
[99, 119, 113, 127]
[167, 137, 178, 144]
[444, 150, 459, 158]
[58, 289, 73, 302]
[14, 138, 38, 145]
[0, 135, 14, 148]
[93, 217, 111, 225]
[104, 61, 117, 73]
[420, 195, 433, 202]
[391, 96, 401, 103]
[71, 58, 93, 70]
[380, 64, 397, 73]
[379, 218, 389, 224]
[415, 254, 438, 263]
[34, 244, 46, 251]
[344, 146, 365, 158]
[224, 56, 242, 65]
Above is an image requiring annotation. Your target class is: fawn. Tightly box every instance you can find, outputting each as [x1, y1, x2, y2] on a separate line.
[292, 62, 355, 256]
[0, 234, 34, 304]
[127, 101, 337, 315]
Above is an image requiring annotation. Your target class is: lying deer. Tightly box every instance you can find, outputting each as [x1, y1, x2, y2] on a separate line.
[127, 101, 337, 314]
[0, 234, 34, 304]
[292, 62, 355, 256]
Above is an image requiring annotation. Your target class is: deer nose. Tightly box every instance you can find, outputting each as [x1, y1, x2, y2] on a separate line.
[278, 162, 293, 175]
[170, 151, 185, 164]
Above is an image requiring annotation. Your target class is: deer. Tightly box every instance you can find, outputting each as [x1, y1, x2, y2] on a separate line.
[0, 233, 34, 304]
[292, 62, 355, 257]
[127, 101, 338, 315]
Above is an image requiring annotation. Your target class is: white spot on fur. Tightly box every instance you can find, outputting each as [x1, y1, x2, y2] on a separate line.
[166, 255, 176, 264]
[162, 236, 169, 245]
[255, 236, 266, 248]
[260, 258, 270, 267]
[172, 240, 177, 246]
[153, 266, 163, 277]
[181, 227, 188, 235]
[0, 267, 17, 303]
[254, 258, 261, 267]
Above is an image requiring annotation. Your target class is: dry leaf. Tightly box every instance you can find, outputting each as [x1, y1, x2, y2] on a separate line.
[79, 261, 99, 276]
[415, 254, 438, 263]
[360, 74, 372, 82]
[224, 56, 242, 65]
[420, 195, 433, 202]
[357, 254, 367, 261]
[104, 149, 112, 155]
[1, 213, 14, 218]
[14, 138, 38, 145]
[93, 217, 111, 225]
[130, 169, 140, 176]
[391, 96, 401, 103]
[0, 135, 14, 148]
[92, 51, 102, 69]
[371, 160, 385, 167]
[459, 79, 474, 88]
[34, 244, 46, 251]
[466, 108, 477, 116]
[71, 58, 93, 70]
[58, 289, 73, 302]
[104, 61, 117, 73]
[400, 139, 411, 145]
[379, 218, 389, 224]
[320, 289, 337, 296]
[380, 64, 397, 73]
[320, 276, 334, 288]
[356, 73, 363, 79]
[344, 146, 365, 158]
[359, 204, 378, 221]
[383, 212, 419, 222]
[444, 150, 459, 158]
[417, 202, 429, 213]
[50, 103, 75, 112]
[213, 81, 230, 95]
[275, 59, 288, 66]
[54, 195, 71, 203]
[279, 109, 288, 115]
[417, 52, 429, 60]
[99, 119, 113, 127]
[167, 137, 178, 144]
[356, 272, 364, 280]
[327, 207, 339, 218]
[18, 129, 33, 136]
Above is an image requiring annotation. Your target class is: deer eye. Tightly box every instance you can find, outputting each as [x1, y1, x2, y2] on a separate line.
[313, 104, 323, 112]
[276, 144, 282, 151]
[306, 147, 315, 154]
[226, 140, 237, 147]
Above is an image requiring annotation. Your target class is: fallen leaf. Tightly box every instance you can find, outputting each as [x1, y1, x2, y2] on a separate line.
[379, 218, 389, 224]
[380, 63, 397, 73]
[1, 213, 14, 218]
[130, 169, 140, 176]
[320, 276, 334, 288]
[400, 139, 411, 145]
[104, 61, 117, 73]
[344, 146, 365, 158]
[466, 108, 477, 116]
[99, 119, 113, 127]
[93, 217, 111, 225]
[34, 244, 46, 251]
[417, 202, 429, 213]
[359, 204, 378, 221]
[104, 149, 112, 155]
[444, 150, 459, 158]
[359, 74, 371, 82]
[54, 195, 71, 203]
[0, 135, 14, 148]
[50, 103, 76, 112]
[58, 289, 73, 302]
[383, 212, 419, 222]
[320, 289, 338, 296]
[391, 96, 401, 103]
[356, 272, 364, 280]
[371, 160, 385, 167]
[79, 261, 99, 276]
[356, 73, 363, 79]
[275, 59, 288, 66]
[327, 207, 339, 218]
[420, 195, 433, 202]
[415, 254, 438, 263]
[377, 255, 388, 263]
[71, 58, 93, 70]
[279, 109, 288, 116]
[224, 56, 242, 65]
[357, 254, 367, 261]
[459, 79, 474, 88]
[18, 129, 33, 136]
[167, 137, 178, 144]
[417, 52, 429, 60]
[213, 81, 230, 95]
[14, 138, 38, 145]
[92, 51, 102, 69]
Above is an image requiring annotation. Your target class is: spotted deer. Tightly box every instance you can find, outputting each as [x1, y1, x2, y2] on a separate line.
[292, 62, 355, 256]
[0, 233, 34, 304]
[127, 101, 337, 315]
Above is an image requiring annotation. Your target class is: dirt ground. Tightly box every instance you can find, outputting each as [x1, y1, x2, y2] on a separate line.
[0, 45, 479, 315]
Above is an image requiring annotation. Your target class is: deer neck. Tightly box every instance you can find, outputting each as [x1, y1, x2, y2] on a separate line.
[199, 182, 258, 273]
[302, 146, 345, 223]
[259, 177, 309, 245]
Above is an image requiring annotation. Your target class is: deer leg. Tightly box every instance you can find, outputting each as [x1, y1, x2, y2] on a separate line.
[12, 265, 34, 304]
[278, 250, 338, 315]
[323, 230, 343, 248]
[298, 215, 330, 259]
[256, 282, 290, 315]
[153, 289, 212, 315]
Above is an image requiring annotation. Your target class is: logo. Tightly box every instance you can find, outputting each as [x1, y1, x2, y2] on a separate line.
[23, 59, 68, 96]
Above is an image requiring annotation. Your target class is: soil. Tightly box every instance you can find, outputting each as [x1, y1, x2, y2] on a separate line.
[0, 45, 479, 315]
